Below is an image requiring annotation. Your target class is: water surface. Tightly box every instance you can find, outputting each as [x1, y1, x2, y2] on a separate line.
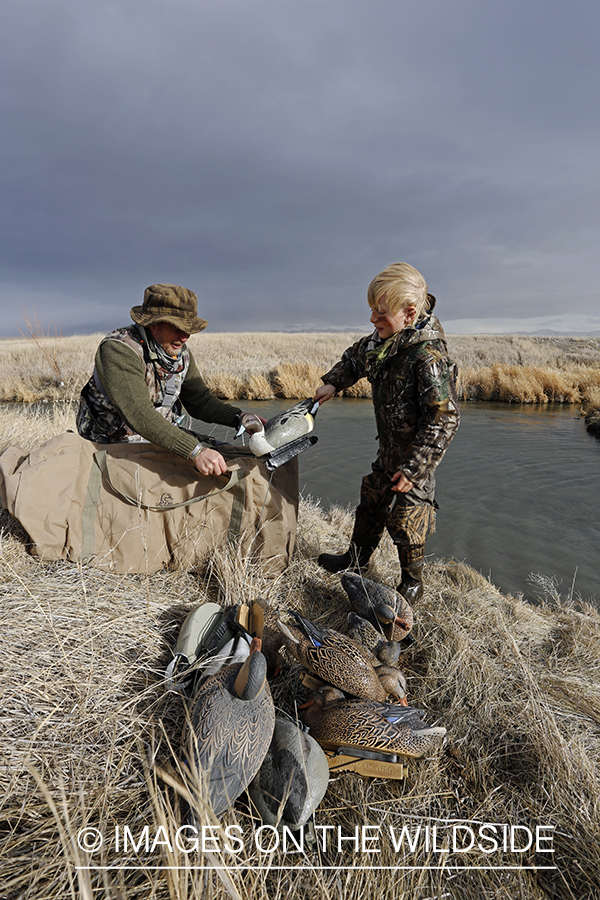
[217, 399, 599, 602]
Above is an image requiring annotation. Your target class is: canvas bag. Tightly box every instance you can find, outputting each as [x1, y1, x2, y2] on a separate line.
[0, 432, 298, 574]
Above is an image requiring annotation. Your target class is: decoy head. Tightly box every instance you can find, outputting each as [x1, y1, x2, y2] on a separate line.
[235, 413, 264, 439]
[298, 684, 346, 710]
[375, 640, 403, 668]
[376, 665, 409, 705]
[298, 685, 346, 730]
[233, 637, 268, 700]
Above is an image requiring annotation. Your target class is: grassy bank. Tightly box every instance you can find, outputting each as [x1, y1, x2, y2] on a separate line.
[1, 331, 600, 409]
[1, 406, 600, 899]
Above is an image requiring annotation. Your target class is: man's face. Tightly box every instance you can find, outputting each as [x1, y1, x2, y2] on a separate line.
[148, 322, 190, 357]
[369, 295, 415, 340]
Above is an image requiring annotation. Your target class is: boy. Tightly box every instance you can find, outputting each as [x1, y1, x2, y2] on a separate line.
[313, 262, 460, 603]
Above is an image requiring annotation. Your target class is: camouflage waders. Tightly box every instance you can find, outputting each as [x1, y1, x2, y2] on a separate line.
[317, 307, 459, 597]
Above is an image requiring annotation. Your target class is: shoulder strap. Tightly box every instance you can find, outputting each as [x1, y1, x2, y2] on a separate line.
[93, 450, 246, 511]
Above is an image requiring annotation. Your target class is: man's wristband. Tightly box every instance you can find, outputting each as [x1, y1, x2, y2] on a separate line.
[189, 443, 205, 461]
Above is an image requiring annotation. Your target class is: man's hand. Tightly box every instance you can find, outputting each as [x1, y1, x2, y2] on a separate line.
[391, 470, 414, 493]
[313, 383, 336, 404]
[194, 447, 228, 477]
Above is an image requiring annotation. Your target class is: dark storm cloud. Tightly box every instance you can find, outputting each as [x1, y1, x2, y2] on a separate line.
[1, 0, 599, 335]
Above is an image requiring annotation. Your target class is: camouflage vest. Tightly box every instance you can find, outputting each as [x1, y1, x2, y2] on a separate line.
[76, 325, 190, 443]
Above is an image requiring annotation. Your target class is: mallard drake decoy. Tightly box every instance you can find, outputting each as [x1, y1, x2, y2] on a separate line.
[347, 612, 404, 667]
[248, 716, 329, 831]
[300, 686, 446, 760]
[277, 611, 404, 702]
[341, 572, 413, 642]
[236, 399, 319, 457]
[185, 638, 275, 816]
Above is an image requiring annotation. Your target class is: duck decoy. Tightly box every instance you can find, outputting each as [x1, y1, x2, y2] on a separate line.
[300, 686, 446, 760]
[236, 399, 319, 459]
[253, 600, 286, 678]
[166, 601, 270, 695]
[184, 637, 275, 817]
[375, 664, 408, 702]
[347, 612, 404, 667]
[341, 572, 414, 642]
[248, 716, 329, 831]
[277, 611, 404, 702]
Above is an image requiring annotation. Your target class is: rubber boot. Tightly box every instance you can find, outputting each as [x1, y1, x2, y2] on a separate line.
[398, 544, 425, 604]
[317, 542, 370, 574]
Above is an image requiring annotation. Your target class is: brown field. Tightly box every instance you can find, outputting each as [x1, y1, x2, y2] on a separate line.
[1, 331, 600, 409]
[1, 405, 600, 899]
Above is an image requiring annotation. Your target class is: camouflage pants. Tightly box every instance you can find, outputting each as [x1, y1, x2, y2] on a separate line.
[352, 463, 436, 551]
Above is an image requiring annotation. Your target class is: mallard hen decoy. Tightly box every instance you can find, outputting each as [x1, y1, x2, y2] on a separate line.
[277, 611, 404, 702]
[341, 572, 413, 642]
[300, 686, 446, 759]
[185, 638, 275, 816]
[236, 399, 319, 457]
[347, 612, 404, 667]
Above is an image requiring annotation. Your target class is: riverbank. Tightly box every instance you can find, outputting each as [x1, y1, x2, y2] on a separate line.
[2, 331, 600, 408]
[1, 406, 600, 899]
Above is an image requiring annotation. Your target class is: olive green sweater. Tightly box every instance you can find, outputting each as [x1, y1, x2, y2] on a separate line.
[95, 340, 242, 459]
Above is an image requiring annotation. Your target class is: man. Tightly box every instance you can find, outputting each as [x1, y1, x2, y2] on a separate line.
[77, 283, 260, 476]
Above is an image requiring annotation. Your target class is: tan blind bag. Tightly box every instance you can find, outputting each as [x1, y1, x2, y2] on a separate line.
[0, 433, 298, 575]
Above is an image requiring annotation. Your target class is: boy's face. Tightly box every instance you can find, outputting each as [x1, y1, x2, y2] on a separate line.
[369, 295, 415, 340]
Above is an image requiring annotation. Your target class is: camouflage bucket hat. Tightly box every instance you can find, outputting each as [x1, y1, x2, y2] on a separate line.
[130, 284, 208, 334]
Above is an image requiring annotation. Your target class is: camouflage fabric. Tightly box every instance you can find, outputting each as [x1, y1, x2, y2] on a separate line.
[352, 463, 436, 549]
[77, 326, 189, 443]
[322, 314, 460, 485]
[323, 312, 459, 551]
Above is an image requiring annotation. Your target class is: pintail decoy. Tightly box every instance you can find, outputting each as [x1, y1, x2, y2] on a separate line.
[300, 686, 446, 760]
[184, 636, 275, 817]
[277, 611, 406, 703]
[341, 572, 414, 642]
[236, 398, 319, 458]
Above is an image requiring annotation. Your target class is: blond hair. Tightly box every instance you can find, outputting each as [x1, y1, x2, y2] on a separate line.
[367, 262, 429, 320]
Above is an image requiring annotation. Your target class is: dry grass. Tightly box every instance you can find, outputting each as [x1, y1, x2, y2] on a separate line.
[2, 331, 600, 407]
[1, 408, 600, 899]
[457, 364, 600, 404]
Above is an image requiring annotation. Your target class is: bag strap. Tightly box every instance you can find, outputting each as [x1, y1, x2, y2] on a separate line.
[93, 450, 246, 511]
[81, 455, 104, 564]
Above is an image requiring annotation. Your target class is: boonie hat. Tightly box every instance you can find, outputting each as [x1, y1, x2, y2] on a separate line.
[130, 284, 208, 334]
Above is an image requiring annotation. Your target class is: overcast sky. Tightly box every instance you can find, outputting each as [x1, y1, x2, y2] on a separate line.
[2, 0, 599, 336]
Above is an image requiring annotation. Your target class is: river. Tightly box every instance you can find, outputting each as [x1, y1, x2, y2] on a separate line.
[220, 399, 599, 602]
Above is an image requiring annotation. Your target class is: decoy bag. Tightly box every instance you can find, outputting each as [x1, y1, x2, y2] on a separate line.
[0, 432, 298, 574]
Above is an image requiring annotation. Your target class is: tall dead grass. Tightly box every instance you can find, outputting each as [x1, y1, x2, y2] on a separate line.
[458, 363, 600, 404]
[1, 407, 600, 899]
[1, 331, 599, 406]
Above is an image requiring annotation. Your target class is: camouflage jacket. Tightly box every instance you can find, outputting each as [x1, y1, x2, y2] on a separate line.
[322, 315, 460, 485]
[77, 325, 190, 443]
